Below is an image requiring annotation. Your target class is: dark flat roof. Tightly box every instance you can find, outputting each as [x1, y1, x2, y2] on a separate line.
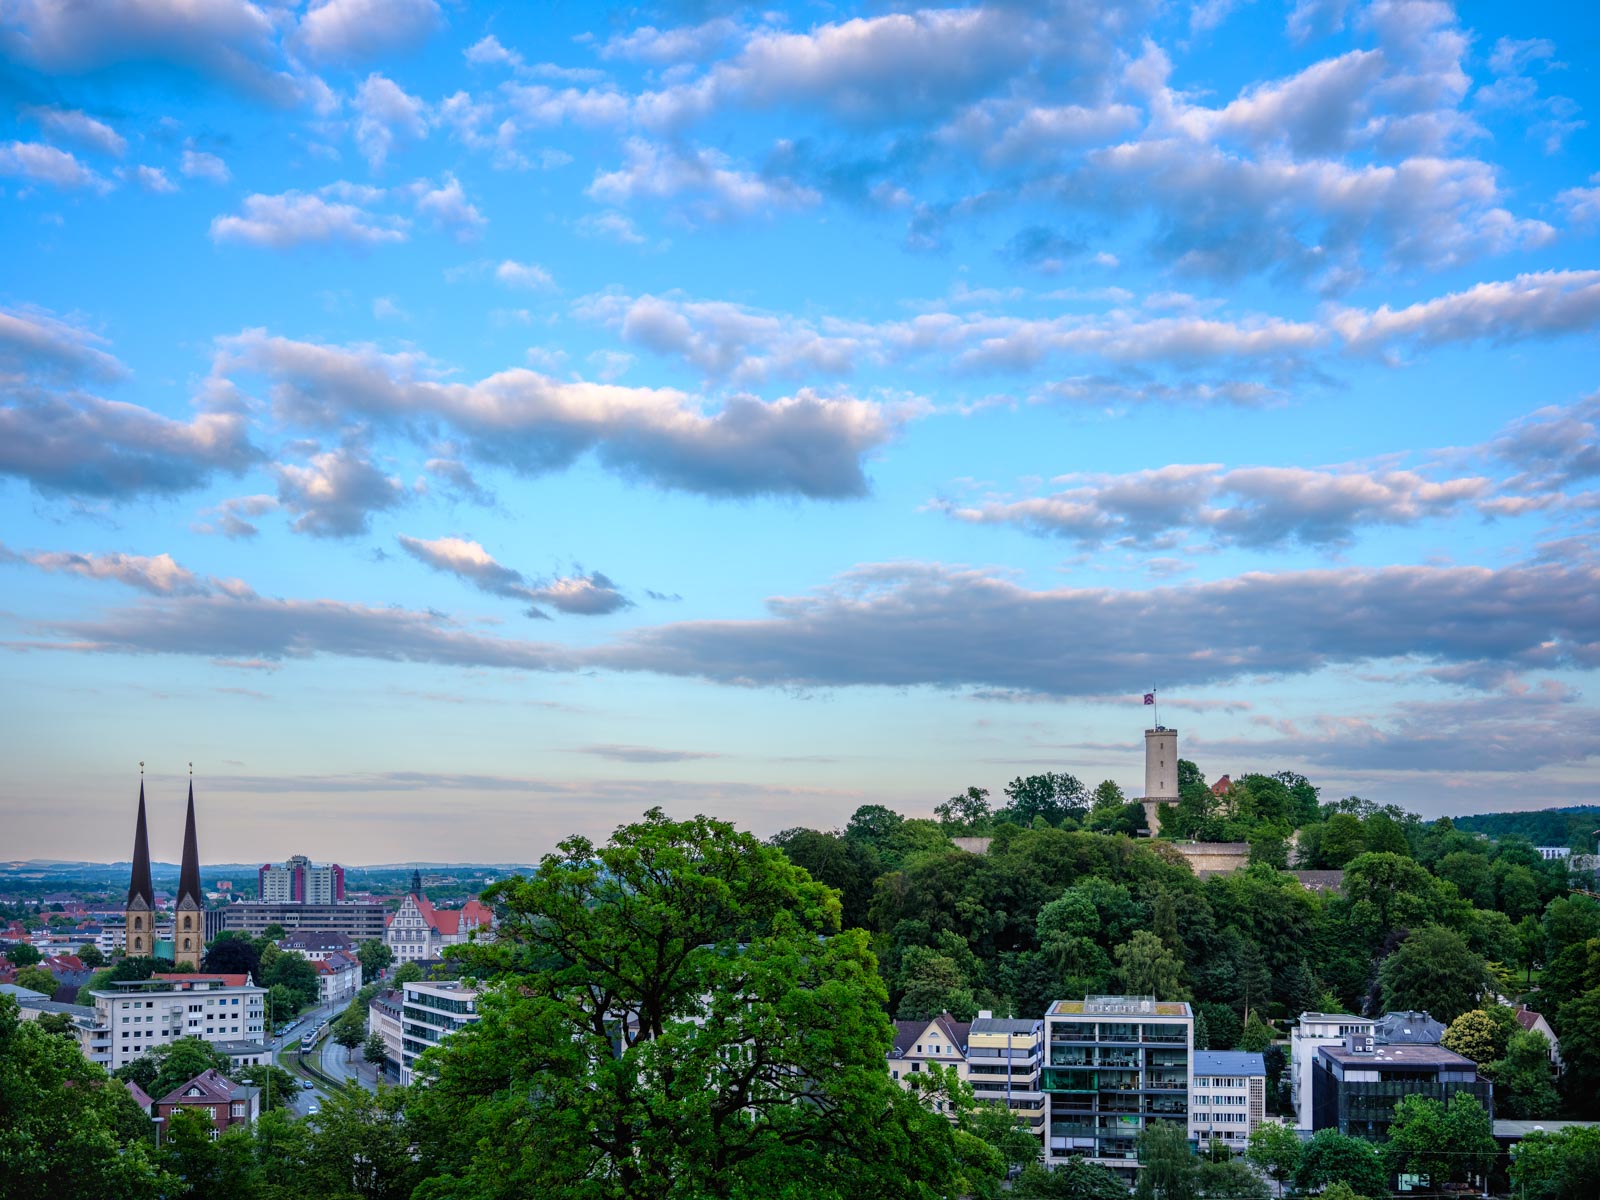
[1319, 1043, 1475, 1069]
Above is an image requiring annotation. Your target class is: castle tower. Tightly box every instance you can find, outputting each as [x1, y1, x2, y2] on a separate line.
[1141, 727, 1178, 837]
[125, 778, 155, 958]
[174, 779, 204, 970]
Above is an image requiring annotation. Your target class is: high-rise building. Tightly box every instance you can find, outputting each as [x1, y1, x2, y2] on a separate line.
[1042, 994, 1194, 1179]
[257, 855, 345, 903]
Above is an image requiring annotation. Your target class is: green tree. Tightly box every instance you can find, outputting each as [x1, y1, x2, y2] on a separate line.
[1197, 1160, 1270, 1200]
[0, 995, 172, 1199]
[998, 773, 1088, 827]
[1517, 915, 1547, 985]
[7, 943, 42, 967]
[1246, 1121, 1302, 1197]
[1239, 1013, 1275, 1054]
[235, 1062, 299, 1113]
[896, 946, 977, 1021]
[265, 952, 320, 1009]
[1379, 926, 1492, 1023]
[334, 1009, 366, 1059]
[1134, 1120, 1198, 1200]
[302, 1084, 422, 1200]
[203, 934, 262, 980]
[1435, 851, 1495, 908]
[936, 786, 993, 834]
[1509, 1125, 1600, 1200]
[389, 962, 424, 987]
[356, 938, 394, 983]
[1555, 988, 1600, 1117]
[1384, 1093, 1497, 1187]
[363, 1032, 388, 1068]
[116, 1036, 232, 1100]
[268, 982, 305, 1022]
[770, 827, 881, 929]
[156, 1107, 256, 1200]
[407, 808, 967, 1200]
[1442, 1006, 1518, 1067]
[76, 943, 105, 968]
[1115, 931, 1186, 998]
[1013, 1159, 1127, 1199]
[1494, 1029, 1561, 1118]
[14, 964, 58, 996]
[1296, 1129, 1387, 1197]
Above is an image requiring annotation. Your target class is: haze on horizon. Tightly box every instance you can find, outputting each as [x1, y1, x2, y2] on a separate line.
[4, 0, 1600, 865]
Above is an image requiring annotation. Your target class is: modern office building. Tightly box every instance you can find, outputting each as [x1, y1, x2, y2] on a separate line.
[1311, 1037, 1492, 1138]
[1043, 995, 1194, 1177]
[82, 973, 268, 1071]
[258, 855, 345, 904]
[1188, 1051, 1267, 1150]
[222, 900, 388, 941]
[1290, 1012, 1378, 1130]
[968, 1013, 1046, 1133]
[399, 979, 482, 1085]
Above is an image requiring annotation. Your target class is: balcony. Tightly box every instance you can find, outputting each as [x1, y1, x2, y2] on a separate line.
[1042, 1069, 1097, 1093]
[1145, 1075, 1188, 1091]
[1051, 1049, 1093, 1067]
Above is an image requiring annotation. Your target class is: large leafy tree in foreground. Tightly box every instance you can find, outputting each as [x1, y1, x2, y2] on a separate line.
[409, 808, 968, 1200]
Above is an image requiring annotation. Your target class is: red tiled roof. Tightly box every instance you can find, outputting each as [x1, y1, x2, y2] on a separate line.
[1515, 1006, 1548, 1031]
[1211, 775, 1233, 795]
[156, 1068, 249, 1108]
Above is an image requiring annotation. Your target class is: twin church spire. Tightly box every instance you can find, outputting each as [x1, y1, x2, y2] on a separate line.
[125, 766, 205, 969]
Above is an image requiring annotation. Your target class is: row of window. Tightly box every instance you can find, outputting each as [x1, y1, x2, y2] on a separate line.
[1192, 1075, 1252, 1088]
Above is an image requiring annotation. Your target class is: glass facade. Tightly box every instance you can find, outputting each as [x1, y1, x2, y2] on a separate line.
[1043, 999, 1193, 1170]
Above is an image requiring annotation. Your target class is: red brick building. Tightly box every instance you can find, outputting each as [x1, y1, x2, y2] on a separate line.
[153, 1069, 259, 1140]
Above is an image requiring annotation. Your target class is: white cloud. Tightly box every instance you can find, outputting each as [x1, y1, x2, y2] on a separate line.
[181, 148, 231, 183]
[274, 446, 404, 537]
[494, 260, 554, 289]
[406, 173, 485, 237]
[599, 17, 741, 65]
[128, 164, 177, 193]
[210, 189, 410, 248]
[354, 73, 428, 168]
[588, 139, 819, 220]
[21, 106, 126, 156]
[1332, 270, 1600, 354]
[296, 0, 441, 64]
[0, 141, 110, 191]
[0, 543, 206, 595]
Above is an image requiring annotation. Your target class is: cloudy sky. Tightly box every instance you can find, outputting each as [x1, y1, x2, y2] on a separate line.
[3, 0, 1598, 865]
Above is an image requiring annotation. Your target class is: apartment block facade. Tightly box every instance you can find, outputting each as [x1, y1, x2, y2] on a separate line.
[221, 901, 388, 941]
[1043, 995, 1193, 1176]
[1188, 1050, 1267, 1150]
[399, 980, 482, 1085]
[83, 973, 267, 1071]
[1290, 1012, 1377, 1130]
[968, 1014, 1045, 1133]
[258, 855, 345, 904]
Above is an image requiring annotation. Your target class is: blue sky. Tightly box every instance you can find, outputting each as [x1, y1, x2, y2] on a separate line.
[3, 0, 1598, 864]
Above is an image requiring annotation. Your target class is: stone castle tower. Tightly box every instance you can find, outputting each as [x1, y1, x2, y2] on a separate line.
[125, 779, 155, 957]
[173, 781, 204, 970]
[1141, 726, 1178, 837]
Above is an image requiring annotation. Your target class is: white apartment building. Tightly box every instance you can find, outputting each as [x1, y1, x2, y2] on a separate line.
[399, 979, 481, 1084]
[367, 988, 404, 1078]
[314, 951, 361, 1003]
[1188, 1051, 1267, 1150]
[83, 973, 268, 1071]
[889, 1013, 971, 1113]
[1290, 1012, 1376, 1130]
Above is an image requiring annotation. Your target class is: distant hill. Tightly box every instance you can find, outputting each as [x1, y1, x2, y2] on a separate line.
[1452, 805, 1600, 850]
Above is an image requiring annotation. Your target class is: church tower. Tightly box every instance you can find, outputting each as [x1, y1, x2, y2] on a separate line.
[174, 778, 205, 970]
[125, 775, 155, 958]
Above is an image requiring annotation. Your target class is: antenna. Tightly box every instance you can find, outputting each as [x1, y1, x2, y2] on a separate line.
[139, 761, 144, 775]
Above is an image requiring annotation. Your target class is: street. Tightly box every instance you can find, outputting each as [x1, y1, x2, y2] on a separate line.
[263, 990, 379, 1117]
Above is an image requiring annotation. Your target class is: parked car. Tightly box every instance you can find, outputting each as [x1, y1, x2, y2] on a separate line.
[302, 1080, 314, 1090]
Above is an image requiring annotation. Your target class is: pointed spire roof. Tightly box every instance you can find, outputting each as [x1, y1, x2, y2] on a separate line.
[177, 779, 202, 909]
[127, 780, 154, 908]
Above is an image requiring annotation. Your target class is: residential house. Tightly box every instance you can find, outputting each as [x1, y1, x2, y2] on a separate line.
[1513, 1005, 1562, 1070]
[276, 930, 356, 962]
[1188, 1051, 1267, 1151]
[313, 951, 361, 1003]
[888, 1012, 971, 1115]
[153, 1068, 259, 1140]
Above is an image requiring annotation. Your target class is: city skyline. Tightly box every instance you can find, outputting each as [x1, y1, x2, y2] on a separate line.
[4, 0, 1600, 862]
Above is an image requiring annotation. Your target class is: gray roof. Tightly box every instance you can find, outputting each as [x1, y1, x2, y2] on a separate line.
[1375, 1011, 1445, 1044]
[1194, 1051, 1266, 1076]
[0, 983, 50, 1000]
[970, 1016, 1040, 1035]
[1319, 1043, 1474, 1069]
[1296, 1011, 1374, 1023]
[1494, 1120, 1600, 1139]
